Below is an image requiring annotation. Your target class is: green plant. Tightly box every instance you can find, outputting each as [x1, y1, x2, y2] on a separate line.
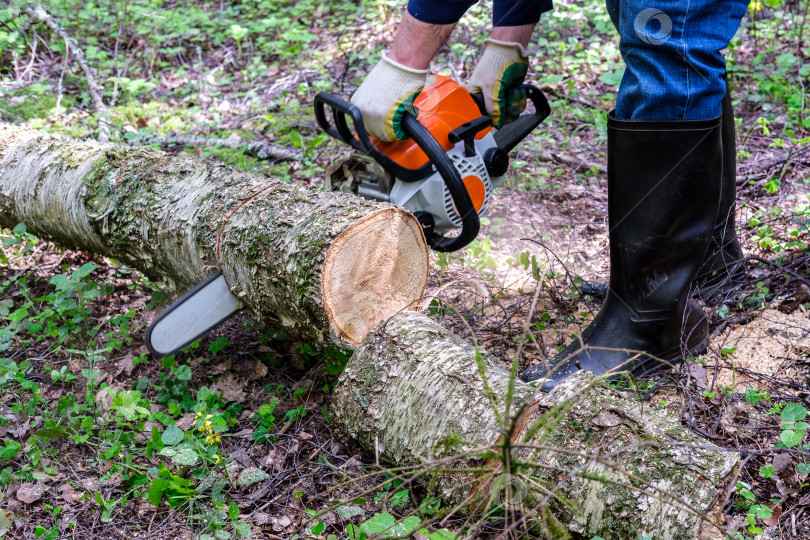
[744, 388, 771, 405]
[1, 222, 37, 264]
[252, 400, 279, 443]
[285, 404, 307, 423]
[49, 365, 77, 385]
[777, 403, 808, 448]
[461, 237, 497, 274]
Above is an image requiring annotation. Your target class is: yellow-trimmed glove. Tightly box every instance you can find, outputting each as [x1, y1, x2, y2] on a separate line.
[350, 51, 428, 141]
[465, 39, 530, 128]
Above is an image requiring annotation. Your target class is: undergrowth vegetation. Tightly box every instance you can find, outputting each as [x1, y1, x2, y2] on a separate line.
[1, 0, 809, 538]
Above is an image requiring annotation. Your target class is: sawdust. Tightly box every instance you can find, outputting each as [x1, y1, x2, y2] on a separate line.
[707, 308, 810, 392]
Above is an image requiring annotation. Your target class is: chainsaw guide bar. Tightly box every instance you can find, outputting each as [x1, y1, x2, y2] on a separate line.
[145, 271, 241, 357]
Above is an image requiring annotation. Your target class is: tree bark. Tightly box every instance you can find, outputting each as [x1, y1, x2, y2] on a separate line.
[0, 124, 428, 345]
[333, 311, 738, 539]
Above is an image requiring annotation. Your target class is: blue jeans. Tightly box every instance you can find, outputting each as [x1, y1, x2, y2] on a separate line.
[605, 0, 748, 120]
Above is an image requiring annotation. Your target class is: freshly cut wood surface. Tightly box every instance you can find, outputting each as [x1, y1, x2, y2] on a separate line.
[0, 123, 428, 344]
[323, 209, 428, 343]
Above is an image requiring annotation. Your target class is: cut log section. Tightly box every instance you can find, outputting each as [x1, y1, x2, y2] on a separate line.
[0, 124, 428, 344]
[333, 311, 739, 539]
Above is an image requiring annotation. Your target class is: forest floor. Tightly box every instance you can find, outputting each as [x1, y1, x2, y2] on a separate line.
[1, 0, 810, 538]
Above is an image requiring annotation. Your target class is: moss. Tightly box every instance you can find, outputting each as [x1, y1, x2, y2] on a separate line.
[0, 93, 77, 122]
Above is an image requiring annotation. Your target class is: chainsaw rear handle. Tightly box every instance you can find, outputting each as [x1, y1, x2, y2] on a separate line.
[470, 84, 551, 153]
[314, 92, 434, 182]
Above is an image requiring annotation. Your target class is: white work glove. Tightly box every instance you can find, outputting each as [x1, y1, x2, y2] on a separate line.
[350, 51, 428, 141]
[465, 39, 530, 128]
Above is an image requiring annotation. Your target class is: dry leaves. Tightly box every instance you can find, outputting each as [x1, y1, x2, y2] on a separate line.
[16, 483, 46, 504]
[210, 373, 247, 402]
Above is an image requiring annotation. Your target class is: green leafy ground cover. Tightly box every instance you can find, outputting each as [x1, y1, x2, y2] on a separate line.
[1, 0, 810, 538]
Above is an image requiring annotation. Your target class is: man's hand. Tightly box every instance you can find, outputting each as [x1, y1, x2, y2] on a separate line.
[350, 12, 454, 142]
[466, 39, 530, 128]
[350, 52, 428, 142]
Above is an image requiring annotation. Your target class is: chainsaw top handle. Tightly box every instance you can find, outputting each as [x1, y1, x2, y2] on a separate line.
[314, 93, 480, 251]
[470, 84, 551, 153]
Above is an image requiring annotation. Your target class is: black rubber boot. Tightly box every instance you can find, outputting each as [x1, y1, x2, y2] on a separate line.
[522, 113, 723, 389]
[574, 83, 744, 303]
[694, 82, 745, 299]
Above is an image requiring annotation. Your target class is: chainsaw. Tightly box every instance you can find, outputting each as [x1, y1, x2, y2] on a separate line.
[145, 75, 550, 356]
[314, 74, 550, 252]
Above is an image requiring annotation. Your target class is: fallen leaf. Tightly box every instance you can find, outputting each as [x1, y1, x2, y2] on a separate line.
[7, 420, 30, 439]
[101, 472, 123, 487]
[95, 387, 115, 413]
[251, 511, 270, 525]
[211, 373, 247, 402]
[116, 354, 136, 377]
[237, 468, 269, 486]
[773, 453, 793, 473]
[209, 360, 232, 376]
[16, 483, 46, 504]
[687, 362, 708, 390]
[58, 483, 82, 504]
[227, 448, 249, 468]
[763, 503, 782, 527]
[259, 449, 284, 473]
[80, 478, 99, 493]
[252, 360, 268, 378]
[271, 514, 293, 531]
[592, 411, 622, 428]
[175, 413, 197, 432]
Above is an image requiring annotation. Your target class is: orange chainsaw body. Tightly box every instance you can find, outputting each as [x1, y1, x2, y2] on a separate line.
[370, 75, 492, 171]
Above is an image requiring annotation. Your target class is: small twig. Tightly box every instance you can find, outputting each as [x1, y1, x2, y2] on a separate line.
[23, 3, 110, 142]
[133, 134, 302, 162]
[746, 254, 810, 289]
[22, 27, 38, 82]
[533, 149, 606, 174]
[55, 36, 69, 111]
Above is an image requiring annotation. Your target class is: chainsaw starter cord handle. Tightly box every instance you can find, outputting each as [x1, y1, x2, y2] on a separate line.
[401, 114, 480, 252]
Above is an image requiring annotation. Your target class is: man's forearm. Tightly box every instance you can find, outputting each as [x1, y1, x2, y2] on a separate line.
[388, 11, 457, 70]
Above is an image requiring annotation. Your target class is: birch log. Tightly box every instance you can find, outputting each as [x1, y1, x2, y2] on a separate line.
[333, 311, 739, 539]
[0, 124, 428, 344]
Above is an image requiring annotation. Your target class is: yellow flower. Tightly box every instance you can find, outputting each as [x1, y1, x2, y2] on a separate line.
[205, 433, 221, 445]
[213, 454, 223, 464]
